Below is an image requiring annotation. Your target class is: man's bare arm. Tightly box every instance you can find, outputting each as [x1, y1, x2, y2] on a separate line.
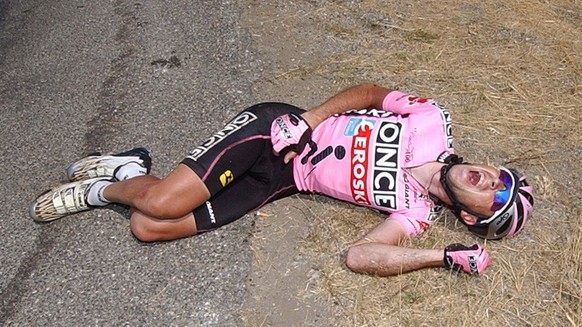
[346, 241, 444, 277]
[302, 83, 392, 130]
[277, 83, 392, 163]
[345, 219, 445, 277]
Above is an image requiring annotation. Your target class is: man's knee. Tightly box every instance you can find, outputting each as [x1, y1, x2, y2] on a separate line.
[129, 211, 198, 242]
[130, 214, 159, 242]
[145, 195, 179, 218]
[138, 186, 191, 219]
[137, 167, 209, 219]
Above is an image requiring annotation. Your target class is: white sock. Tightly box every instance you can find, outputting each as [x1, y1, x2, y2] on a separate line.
[115, 162, 147, 181]
[86, 180, 113, 206]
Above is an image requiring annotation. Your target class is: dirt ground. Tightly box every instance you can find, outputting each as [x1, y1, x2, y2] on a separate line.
[239, 0, 581, 326]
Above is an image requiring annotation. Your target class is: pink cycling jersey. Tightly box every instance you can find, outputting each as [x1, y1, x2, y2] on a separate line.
[293, 91, 455, 237]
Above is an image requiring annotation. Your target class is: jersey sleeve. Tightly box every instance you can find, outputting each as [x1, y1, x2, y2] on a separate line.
[388, 211, 434, 237]
[382, 90, 436, 115]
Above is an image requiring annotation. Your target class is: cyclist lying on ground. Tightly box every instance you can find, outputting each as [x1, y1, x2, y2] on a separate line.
[30, 83, 534, 276]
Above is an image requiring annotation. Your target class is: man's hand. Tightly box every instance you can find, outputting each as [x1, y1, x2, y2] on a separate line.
[270, 113, 312, 163]
[444, 243, 490, 274]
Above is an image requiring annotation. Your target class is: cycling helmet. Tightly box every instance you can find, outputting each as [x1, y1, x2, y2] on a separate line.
[439, 161, 535, 240]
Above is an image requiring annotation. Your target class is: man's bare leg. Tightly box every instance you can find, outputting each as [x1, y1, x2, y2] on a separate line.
[103, 164, 211, 219]
[129, 209, 198, 242]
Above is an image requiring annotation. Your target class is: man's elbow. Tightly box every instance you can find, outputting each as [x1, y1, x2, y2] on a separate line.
[345, 246, 368, 273]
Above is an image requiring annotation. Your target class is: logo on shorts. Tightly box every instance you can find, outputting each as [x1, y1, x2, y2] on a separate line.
[205, 201, 216, 224]
[187, 111, 258, 160]
[219, 170, 234, 187]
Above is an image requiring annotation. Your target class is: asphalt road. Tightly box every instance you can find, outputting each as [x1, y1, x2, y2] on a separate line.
[0, 0, 263, 325]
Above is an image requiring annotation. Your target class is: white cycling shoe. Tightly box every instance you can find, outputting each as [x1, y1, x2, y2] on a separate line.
[66, 147, 152, 182]
[29, 177, 109, 222]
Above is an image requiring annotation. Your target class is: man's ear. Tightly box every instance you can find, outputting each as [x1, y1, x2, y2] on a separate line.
[459, 210, 478, 225]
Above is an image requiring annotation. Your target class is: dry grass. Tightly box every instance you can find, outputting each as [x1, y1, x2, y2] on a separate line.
[300, 196, 581, 326]
[245, 0, 581, 325]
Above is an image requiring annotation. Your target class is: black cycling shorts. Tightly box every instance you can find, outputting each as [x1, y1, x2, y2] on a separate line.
[181, 102, 305, 232]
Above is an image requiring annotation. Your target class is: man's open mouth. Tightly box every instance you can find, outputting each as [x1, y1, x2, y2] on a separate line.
[468, 171, 482, 186]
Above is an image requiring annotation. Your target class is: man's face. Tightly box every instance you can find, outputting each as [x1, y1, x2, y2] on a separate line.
[445, 164, 507, 217]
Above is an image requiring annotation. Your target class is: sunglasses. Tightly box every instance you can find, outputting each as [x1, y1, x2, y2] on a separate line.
[490, 170, 514, 212]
